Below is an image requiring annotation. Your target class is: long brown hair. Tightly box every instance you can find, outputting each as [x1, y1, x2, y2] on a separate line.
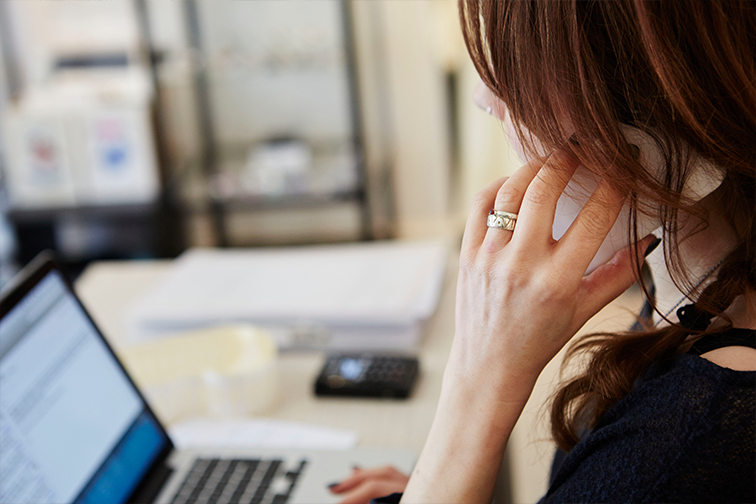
[459, 0, 756, 451]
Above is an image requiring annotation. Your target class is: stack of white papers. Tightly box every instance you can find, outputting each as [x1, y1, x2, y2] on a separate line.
[126, 240, 448, 351]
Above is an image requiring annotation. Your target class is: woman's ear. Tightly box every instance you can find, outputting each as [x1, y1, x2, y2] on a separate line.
[473, 79, 506, 120]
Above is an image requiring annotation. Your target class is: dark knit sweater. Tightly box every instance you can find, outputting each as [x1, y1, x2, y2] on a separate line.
[541, 332, 756, 503]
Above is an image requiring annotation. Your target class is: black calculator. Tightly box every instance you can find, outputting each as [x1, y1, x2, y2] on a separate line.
[314, 354, 419, 399]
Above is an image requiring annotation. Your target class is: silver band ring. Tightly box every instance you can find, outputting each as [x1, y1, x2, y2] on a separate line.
[487, 209, 517, 231]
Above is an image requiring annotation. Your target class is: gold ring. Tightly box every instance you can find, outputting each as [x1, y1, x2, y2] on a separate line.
[487, 209, 517, 231]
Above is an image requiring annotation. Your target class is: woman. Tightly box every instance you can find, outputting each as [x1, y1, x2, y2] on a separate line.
[330, 1, 755, 502]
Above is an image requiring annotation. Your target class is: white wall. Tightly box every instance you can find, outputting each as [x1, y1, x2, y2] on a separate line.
[375, 0, 452, 238]
[353, 0, 521, 240]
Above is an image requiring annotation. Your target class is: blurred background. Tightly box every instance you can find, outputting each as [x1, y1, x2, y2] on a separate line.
[0, 0, 522, 284]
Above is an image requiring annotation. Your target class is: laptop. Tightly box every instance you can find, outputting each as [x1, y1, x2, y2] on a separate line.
[0, 253, 416, 504]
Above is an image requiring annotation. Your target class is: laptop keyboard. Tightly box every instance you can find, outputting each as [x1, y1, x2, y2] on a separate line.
[169, 458, 307, 504]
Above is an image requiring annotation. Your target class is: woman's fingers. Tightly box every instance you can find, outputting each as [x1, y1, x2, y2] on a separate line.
[329, 466, 408, 494]
[464, 150, 579, 258]
[511, 150, 579, 246]
[337, 480, 404, 504]
[328, 466, 409, 504]
[482, 160, 542, 249]
[328, 468, 374, 494]
[573, 234, 657, 325]
[555, 177, 626, 275]
[461, 176, 509, 253]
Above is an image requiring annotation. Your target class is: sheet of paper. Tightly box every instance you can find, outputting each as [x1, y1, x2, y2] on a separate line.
[169, 418, 359, 451]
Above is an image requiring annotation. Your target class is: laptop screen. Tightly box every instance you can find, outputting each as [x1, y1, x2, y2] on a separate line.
[0, 269, 170, 504]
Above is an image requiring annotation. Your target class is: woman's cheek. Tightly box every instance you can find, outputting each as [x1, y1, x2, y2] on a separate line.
[472, 79, 545, 163]
[503, 108, 530, 163]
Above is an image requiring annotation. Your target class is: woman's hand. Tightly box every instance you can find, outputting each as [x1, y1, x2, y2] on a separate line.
[448, 150, 652, 391]
[402, 150, 657, 503]
[328, 466, 409, 504]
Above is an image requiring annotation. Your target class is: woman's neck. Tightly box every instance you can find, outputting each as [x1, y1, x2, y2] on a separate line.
[645, 201, 755, 330]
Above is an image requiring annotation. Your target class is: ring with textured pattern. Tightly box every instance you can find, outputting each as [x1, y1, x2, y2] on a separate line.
[487, 209, 517, 231]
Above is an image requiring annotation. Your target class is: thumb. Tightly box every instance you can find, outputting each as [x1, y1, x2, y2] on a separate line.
[575, 234, 658, 322]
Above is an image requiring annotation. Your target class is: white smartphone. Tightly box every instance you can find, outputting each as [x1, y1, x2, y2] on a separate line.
[551, 125, 723, 274]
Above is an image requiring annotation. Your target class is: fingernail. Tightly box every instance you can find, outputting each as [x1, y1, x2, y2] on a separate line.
[644, 237, 661, 257]
[327, 482, 340, 489]
[351, 464, 361, 471]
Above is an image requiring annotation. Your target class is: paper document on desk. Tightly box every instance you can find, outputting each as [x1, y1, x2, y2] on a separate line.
[126, 240, 448, 350]
[169, 418, 359, 451]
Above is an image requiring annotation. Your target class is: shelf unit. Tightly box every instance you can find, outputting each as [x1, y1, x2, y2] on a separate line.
[141, 0, 372, 247]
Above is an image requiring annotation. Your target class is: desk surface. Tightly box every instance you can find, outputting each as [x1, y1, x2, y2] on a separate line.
[74, 258, 458, 455]
[75, 255, 643, 504]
